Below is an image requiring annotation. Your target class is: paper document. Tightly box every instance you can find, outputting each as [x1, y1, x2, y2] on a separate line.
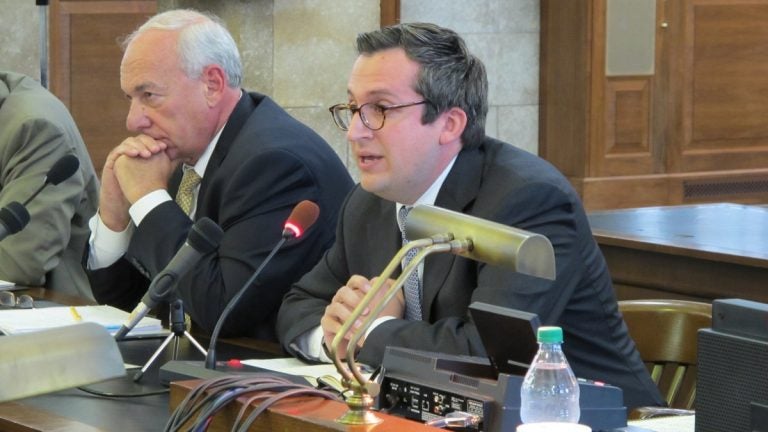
[0, 280, 15, 290]
[242, 357, 371, 388]
[0, 305, 165, 338]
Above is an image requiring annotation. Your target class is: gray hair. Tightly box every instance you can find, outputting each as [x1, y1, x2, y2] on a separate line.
[356, 22, 488, 147]
[122, 9, 242, 88]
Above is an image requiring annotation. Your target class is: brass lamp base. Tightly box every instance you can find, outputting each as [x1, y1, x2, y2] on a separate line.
[336, 392, 382, 425]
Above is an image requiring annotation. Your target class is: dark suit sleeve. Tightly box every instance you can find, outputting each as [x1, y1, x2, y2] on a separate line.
[276, 192, 354, 355]
[88, 259, 151, 311]
[92, 146, 342, 340]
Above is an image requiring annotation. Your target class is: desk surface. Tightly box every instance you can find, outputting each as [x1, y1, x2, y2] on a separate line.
[588, 203, 768, 302]
[589, 203, 768, 267]
[0, 290, 703, 432]
[0, 288, 280, 431]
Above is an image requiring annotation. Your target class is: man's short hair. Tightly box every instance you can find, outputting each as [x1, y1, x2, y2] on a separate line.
[122, 9, 243, 88]
[356, 23, 488, 147]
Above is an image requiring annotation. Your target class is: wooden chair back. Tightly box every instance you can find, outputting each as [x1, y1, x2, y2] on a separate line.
[619, 299, 712, 410]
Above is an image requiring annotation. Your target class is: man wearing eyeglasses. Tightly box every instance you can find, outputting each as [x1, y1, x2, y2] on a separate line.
[276, 23, 664, 409]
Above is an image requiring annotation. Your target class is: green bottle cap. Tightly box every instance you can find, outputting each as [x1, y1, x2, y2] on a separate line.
[537, 326, 563, 343]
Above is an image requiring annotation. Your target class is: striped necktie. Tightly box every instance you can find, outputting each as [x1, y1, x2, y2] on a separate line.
[398, 206, 423, 321]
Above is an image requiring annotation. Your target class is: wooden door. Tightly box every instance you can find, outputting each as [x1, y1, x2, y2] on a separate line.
[49, 0, 157, 177]
[664, 0, 768, 202]
[541, 0, 768, 210]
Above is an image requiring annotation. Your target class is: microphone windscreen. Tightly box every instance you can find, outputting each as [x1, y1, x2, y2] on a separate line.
[283, 200, 320, 238]
[187, 217, 224, 253]
[0, 202, 30, 234]
[45, 155, 80, 185]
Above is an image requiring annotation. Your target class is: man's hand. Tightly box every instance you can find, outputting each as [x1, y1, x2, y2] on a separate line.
[98, 135, 171, 230]
[321, 275, 405, 359]
[105, 134, 168, 169]
[113, 150, 175, 203]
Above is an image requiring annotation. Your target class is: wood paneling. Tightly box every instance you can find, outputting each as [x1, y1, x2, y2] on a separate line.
[381, 0, 400, 27]
[49, 0, 157, 177]
[675, 0, 768, 172]
[539, 0, 591, 178]
[541, 0, 768, 210]
[602, 77, 653, 176]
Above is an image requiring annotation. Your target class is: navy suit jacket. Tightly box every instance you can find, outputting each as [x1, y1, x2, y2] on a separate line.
[89, 91, 354, 340]
[277, 136, 663, 409]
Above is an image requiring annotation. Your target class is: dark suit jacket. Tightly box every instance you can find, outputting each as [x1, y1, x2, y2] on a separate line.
[89, 91, 354, 340]
[276, 136, 663, 409]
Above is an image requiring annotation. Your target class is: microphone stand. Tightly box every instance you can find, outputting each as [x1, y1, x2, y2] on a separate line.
[132, 297, 206, 382]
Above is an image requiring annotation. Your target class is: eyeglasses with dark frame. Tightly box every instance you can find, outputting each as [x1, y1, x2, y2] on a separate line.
[328, 100, 428, 131]
[0, 291, 34, 309]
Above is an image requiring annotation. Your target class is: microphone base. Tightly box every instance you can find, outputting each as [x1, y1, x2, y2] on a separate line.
[159, 359, 310, 387]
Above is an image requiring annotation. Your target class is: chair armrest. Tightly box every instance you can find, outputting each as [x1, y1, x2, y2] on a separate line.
[633, 406, 695, 419]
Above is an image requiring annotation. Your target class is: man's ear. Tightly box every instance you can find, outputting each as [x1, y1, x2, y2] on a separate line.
[201, 65, 227, 106]
[438, 107, 468, 145]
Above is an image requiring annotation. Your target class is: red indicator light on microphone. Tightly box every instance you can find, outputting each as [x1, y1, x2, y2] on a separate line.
[283, 222, 302, 238]
[281, 200, 319, 239]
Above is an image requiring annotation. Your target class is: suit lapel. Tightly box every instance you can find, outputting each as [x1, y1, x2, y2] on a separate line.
[368, 199, 401, 277]
[421, 144, 484, 321]
[197, 91, 257, 202]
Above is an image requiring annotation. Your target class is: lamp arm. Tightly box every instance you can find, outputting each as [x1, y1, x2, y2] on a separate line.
[346, 239, 471, 388]
[329, 236, 437, 384]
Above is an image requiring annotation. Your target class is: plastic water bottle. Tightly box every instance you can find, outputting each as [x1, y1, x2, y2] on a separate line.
[520, 326, 580, 424]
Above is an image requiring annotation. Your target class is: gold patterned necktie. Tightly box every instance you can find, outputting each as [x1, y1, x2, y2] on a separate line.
[176, 168, 201, 216]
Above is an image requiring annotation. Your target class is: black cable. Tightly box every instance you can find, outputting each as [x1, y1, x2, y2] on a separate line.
[166, 376, 243, 431]
[235, 387, 340, 432]
[76, 385, 169, 398]
[166, 375, 276, 431]
[165, 374, 341, 432]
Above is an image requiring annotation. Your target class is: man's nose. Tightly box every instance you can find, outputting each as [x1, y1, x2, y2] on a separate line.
[125, 100, 151, 131]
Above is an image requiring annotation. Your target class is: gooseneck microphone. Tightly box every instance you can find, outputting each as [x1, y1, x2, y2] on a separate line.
[0, 203, 31, 241]
[22, 154, 81, 205]
[113, 217, 224, 341]
[0, 154, 80, 242]
[204, 200, 320, 370]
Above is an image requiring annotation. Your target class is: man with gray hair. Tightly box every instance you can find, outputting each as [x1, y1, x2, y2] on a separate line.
[87, 9, 353, 340]
[276, 22, 663, 410]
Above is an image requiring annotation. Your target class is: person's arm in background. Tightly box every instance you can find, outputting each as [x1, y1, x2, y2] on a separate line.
[0, 115, 87, 286]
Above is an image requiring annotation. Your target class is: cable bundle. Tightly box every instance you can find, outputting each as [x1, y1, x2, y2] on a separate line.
[165, 373, 342, 432]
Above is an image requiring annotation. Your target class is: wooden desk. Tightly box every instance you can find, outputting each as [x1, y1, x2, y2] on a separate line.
[588, 203, 768, 302]
[169, 379, 443, 432]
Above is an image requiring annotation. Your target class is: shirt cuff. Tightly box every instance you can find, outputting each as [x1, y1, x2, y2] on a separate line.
[365, 316, 395, 340]
[129, 189, 172, 226]
[301, 326, 331, 363]
[87, 213, 134, 269]
[292, 317, 396, 364]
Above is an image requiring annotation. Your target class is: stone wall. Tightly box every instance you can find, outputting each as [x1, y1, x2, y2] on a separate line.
[0, 0, 541, 180]
[0, 0, 41, 79]
[402, 0, 540, 155]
